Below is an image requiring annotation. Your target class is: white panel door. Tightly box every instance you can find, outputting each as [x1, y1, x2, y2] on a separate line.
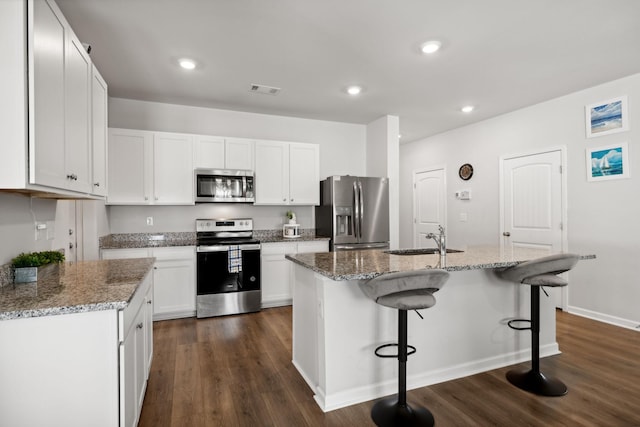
[255, 140, 289, 204]
[502, 150, 564, 307]
[107, 129, 153, 204]
[91, 65, 108, 196]
[194, 135, 225, 169]
[65, 32, 92, 194]
[225, 138, 254, 170]
[289, 142, 319, 205]
[153, 132, 194, 204]
[413, 168, 446, 248]
[31, 0, 66, 189]
[502, 151, 563, 252]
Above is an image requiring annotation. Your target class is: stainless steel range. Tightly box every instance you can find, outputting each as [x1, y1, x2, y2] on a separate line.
[196, 218, 261, 318]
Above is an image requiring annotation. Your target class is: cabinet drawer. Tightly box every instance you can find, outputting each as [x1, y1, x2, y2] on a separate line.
[261, 242, 297, 256]
[296, 241, 329, 254]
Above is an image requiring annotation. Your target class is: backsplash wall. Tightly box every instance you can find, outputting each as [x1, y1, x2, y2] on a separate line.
[107, 204, 314, 234]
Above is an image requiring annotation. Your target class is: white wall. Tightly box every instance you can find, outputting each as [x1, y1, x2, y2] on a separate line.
[400, 72, 640, 328]
[0, 193, 58, 264]
[366, 115, 400, 248]
[107, 98, 367, 233]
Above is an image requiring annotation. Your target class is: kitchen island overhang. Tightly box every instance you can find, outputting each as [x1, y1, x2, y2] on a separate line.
[286, 247, 594, 412]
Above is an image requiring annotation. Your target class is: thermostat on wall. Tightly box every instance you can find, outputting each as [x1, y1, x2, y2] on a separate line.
[455, 190, 471, 200]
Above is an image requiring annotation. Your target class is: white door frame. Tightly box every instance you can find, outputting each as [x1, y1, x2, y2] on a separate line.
[499, 146, 569, 309]
[412, 165, 447, 248]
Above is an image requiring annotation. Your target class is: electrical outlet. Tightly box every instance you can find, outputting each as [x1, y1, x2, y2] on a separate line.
[146, 217, 153, 226]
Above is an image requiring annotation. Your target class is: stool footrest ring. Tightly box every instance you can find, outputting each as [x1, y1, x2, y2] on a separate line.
[375, 343, 417, 358]
[507, 318, 532, 330]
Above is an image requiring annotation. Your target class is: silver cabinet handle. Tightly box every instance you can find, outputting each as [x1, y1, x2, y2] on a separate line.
[144, 196, 149, 201]
[136, 323, 143, 329]
[503, 232, 511, 237]
[155, 196, 159, 201]
[290, 198, 294, 202]
[147, 300, 152, 304]
[283, 198, 286, 201]
[94, 182, 100, 187]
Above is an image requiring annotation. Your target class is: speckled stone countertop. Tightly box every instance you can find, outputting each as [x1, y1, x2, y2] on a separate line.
[99, 230, 329, 249]
[285, 246, 595, 281]
[0, 258, 155, 321]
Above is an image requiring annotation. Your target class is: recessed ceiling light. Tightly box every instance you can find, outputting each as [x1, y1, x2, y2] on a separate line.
[347, 85, 362, 96]
[179, 58, 196, 70]
[421, 41, 441, 54]
[461, 105, 475, 113]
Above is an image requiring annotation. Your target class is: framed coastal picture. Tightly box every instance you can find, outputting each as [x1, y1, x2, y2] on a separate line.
[586, 142, 630, 181]
[585, 95, 629, 138]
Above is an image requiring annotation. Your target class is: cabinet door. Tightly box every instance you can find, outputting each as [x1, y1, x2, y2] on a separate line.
[225, 138, 254, 170]
[153, 132, 194, 205]
[107, 129, 153, 204]
[261, 242, 297, 307]
[134, 307, 146, 418]
[65, 32, 92, 194]
[30, 0, 67, 189]
[151, 247, 196, 319]
[144, 281, 154, 376]
[101, 248, 150, 260]
[120, 308, 139, 427]
[254, 140, 289, 204]
[194, 135, 225, 169]
[91, 65, 108, 196]
[296, 240, 329, 254]
[289, 143, 319, 205]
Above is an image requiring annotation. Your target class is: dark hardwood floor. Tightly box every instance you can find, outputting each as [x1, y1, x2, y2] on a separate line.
[139, 307, 640, 426]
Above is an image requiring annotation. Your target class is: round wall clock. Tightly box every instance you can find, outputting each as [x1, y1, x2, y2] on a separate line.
[459, 163, 474, 180]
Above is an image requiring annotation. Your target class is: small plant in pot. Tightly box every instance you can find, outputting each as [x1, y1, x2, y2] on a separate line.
[286, 210, 297, 224]
[11, 250, 65, 283]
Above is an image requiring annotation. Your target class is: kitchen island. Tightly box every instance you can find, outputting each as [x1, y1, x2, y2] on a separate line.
[0, 258, 155, 427]
[286, 246, 593, 412]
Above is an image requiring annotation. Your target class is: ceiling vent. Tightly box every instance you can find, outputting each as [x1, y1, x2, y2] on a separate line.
[249, 84, 281, 95]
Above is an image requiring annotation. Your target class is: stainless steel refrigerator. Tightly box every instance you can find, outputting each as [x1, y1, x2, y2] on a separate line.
[315, 176, 389, 251]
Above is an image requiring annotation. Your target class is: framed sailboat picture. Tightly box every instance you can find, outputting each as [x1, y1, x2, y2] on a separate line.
[585, 96, 629, 138]
[586, 142, 630, 181]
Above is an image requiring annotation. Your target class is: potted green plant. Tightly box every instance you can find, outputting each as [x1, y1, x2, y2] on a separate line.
[286, 210, 297, 224]
[11, 250, 65, 283]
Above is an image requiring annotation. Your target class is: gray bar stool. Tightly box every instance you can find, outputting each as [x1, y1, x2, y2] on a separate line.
[359, 269, 449, 427]
[497, 253, 579, 396]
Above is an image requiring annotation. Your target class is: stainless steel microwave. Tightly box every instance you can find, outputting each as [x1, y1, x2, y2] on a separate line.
[194, 169, 255, 203]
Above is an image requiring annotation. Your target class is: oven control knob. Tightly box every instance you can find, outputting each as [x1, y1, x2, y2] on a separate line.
[250, 276, 256, 282]
[206, 222, 211, 227]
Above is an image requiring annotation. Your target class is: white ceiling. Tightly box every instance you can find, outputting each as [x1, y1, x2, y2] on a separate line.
[56, 0, 640, 143]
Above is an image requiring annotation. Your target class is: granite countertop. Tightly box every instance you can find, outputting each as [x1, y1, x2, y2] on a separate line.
[0, 258, 155, 321]
[285, 245, 596, 281]
[99, 230, 329, 249]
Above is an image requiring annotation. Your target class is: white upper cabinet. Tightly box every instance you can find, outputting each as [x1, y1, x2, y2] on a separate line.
[254, 140, 319, 205]
[153, 132, 194, 204]
[255, 141, 289, 204]
[289, 142, 320, 205]
[30, 0, 67, 190]
[91, 65, 108, 196]
[225, 138, 254, 170]
[30, 0, 94, 194]
[64, 31, 92, 194]
[0, 0, 104, 197]
[194, 136, 254, 170]
[107, 128, 194, 205]
[108, 129, 153, 204]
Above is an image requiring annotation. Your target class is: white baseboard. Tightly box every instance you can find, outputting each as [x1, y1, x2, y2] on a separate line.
[261, 298, 292, 309]
[152, 310, 196, 321]
[312, 343, 560, 412]
[567, 306, 640, 331]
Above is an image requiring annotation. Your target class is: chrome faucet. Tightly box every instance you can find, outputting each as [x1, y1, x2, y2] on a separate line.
[426, 225, 446, 257]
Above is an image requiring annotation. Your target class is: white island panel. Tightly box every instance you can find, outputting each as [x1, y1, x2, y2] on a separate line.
[292, 264, 559, 412]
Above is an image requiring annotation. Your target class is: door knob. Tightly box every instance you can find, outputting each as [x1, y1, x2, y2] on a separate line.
[503, 232, 511, 237]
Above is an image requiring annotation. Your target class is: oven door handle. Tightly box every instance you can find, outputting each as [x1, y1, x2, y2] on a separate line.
[197, 244, 261, 253]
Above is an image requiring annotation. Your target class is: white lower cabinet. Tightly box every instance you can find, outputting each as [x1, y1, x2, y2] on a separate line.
[102, 246, 196, 320]
[261, 240, 329, 307]
[119, 270, 153, 427]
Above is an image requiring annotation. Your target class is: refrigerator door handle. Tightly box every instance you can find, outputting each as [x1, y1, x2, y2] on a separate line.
[357, 180, 364, 240]
[353, 181, 360, 241]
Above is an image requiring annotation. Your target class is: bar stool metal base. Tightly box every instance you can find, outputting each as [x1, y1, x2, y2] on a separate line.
[371, 396, 434, 427]
[506, 369, 568, 397]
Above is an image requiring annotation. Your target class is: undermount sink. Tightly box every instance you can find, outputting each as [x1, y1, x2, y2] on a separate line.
[384, 248, 464, 256]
